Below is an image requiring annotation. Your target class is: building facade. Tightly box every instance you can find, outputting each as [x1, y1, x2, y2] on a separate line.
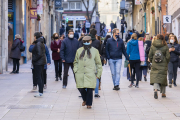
[0, 0, 58, 74]
[168, 0, 180, 40]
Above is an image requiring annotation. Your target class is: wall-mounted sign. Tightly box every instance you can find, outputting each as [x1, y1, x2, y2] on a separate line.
[55, 0, 62, 8]
[163, 15, 171, 23]
[31, 0, 37, 8]
[62, 16, 86, 21]
[56, 7, 64, 12]
[37, 0, 43, 14]
[135, 0, 141, 5]
[30, 8, 37, 19]
[8, 12, 13, 22]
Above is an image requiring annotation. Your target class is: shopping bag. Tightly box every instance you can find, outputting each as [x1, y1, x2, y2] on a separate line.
[123, 67, 127, 77]
[124, 60, 129, 67]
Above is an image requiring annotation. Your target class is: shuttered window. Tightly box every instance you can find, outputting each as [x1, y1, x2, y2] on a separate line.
[8, 0, 14, 10]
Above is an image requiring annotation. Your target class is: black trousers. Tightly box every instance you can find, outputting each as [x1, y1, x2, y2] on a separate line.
[54, 59, 62, 78]
[168, 62, 178, 84]
[121, 32, 124, 39]
[129, 60, 141, 85]
[32, 69, 46, 86]
[13, 58, 20, 72]
[34, 65, 44, 93]
[63, 63, 74, 86]
[78, 88, 93, 106]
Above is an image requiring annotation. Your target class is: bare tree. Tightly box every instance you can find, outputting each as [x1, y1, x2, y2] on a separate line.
[81, 0, 97, 23]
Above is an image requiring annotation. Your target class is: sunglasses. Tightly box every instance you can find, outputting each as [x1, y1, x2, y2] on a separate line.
[83, 40, 91, 43]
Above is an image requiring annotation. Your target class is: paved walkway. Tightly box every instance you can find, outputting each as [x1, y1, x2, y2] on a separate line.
[0, 60, 180, 120]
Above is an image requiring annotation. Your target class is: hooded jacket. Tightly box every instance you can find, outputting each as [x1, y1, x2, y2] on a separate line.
[148, 39, 170, 86]
[126, 39, 140, 60]
[32, 37, 46, 66]
[10, 39, 21, 60]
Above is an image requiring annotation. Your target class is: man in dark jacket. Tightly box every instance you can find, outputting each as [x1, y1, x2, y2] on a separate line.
[110, 21, 114, 35]
[40, 32, 46, 44]
[106, 28, 129, 90]
[59, 26, 65, 36]
[60, 29, 79, 89]
[32, 32, 46, 97]
[74, 30, 79, 39]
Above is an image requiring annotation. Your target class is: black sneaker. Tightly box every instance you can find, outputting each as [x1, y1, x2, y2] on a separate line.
[113, 86, 116, 90]
[59, 76, 62, 80]
[154, 91, 158, 99]
[10, 71, 16, 74]
[94, 94, 100, 98]
[128, 83, 134, 88]
[55, 78, 58, 81]
[174, 83, 177, 87]
[115, 85, 120, 90]
[169, 84, 172, 88]
[15, 71, 19, 74]
[144, 77, 147, 81]
[135, 85, 139, 88]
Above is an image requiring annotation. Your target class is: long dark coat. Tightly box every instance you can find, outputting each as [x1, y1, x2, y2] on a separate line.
[148, 40, 170, 86]
[10, 39, 21, 59]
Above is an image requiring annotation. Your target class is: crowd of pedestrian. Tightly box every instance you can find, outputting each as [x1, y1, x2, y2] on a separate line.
[9, 21, 180, 109]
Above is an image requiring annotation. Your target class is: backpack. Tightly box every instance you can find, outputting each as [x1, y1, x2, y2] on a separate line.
[19, 42, 25, 52]
[154, 47, 164, 63]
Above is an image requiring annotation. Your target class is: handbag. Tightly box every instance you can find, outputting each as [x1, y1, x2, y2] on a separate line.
[19, 42, 25, 52]
[124, 60, 129, 67]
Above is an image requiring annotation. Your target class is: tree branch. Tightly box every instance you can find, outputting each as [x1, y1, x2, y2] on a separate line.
[90, 0, 97, 23]
[87, 0, 89, 9]
[81, 0, 87, 9]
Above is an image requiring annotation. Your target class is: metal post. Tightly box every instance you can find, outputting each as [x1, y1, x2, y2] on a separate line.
[0, 0, 3, 73]
[144, 12, 146, 33]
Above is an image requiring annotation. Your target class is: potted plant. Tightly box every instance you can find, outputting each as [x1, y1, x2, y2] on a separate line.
[37, 14, 41, 21]
[151, 7, 155, 15]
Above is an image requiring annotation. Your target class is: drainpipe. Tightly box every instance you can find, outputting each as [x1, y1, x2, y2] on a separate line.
[144, 12, 146, 33]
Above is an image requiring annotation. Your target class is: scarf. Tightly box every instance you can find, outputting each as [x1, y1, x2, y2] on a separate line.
[79, 45, 92, 59]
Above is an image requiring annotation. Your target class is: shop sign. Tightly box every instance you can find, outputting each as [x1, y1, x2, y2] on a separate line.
[30, 8, 37, 19]
[55, 0, 62, 8]
[62, 16, 86, 21]
[163, 15, 171, 23]
[37, 0, 43, 14]
[135, 0, 141, 5]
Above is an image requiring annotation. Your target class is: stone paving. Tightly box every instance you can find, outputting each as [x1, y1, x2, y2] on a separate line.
[0, 60, 180, 120]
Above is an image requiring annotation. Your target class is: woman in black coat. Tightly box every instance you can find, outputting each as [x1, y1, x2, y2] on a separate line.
[168, 35, 180, 87]
[10, 34, 23, 74]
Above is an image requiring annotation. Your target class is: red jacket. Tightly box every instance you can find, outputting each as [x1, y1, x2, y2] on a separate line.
[51, 40, 61, 60]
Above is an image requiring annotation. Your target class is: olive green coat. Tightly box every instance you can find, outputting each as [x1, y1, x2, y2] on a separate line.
[148, 40, 170, 86]
[73, 47, 103, 88]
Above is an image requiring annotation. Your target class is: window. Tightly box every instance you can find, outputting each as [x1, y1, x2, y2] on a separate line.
[70, 2, 81, 10]
[63, 2, 69, 10]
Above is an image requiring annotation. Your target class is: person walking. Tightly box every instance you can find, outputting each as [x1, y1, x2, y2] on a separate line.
[106, 28, 129, 90]
[29, 40, 51, 90]
[40, 32, 46, 44]
[127, 33, 141, 88]
[51, 33, 62, 81]
[148, 34, 170, 99]
[110, 21, 114, 35]
[74, 30, 79, 40]
[32, 32, 46, 97]
[168, 35, 180, 87]
[60, 30, 79, 89]
[59, 25, 65, 36]
[73, 36, 103, 109]
[10, 34, 23, 74]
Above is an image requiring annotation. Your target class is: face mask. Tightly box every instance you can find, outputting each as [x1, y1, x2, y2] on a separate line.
[54, 37, 58, 39]
[69, 34, 74, 38]
[83, 42, 90, 46]
[170, 39, 174, 43]
[115, 35, 119, 39]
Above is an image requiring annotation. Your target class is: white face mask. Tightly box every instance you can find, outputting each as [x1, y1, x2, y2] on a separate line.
[69, 34, 74, 38]
[170, 39, 174, 43]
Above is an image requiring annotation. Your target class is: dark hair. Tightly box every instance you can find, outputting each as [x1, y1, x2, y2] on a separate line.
[156, 34, 167, 45]
[68, 29, 74, 34]
[53, 33, 59, 39]
[34, 32, 41, 39]
[40, 32, 43, 35]
[169, 35, 178, 44]
[97, 36, 101, 44]
[105, 35, 111, 41]
[90, 28, 97, 36]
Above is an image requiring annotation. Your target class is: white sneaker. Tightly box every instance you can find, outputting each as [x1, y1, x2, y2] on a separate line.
[34, 93, 43, 97]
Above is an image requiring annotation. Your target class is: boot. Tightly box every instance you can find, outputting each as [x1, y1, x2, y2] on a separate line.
[162, 93, 166, 98]
[99, 82, 101, 90]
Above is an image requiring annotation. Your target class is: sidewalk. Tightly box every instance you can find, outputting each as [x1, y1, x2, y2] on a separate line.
[0, 60, 180, 120]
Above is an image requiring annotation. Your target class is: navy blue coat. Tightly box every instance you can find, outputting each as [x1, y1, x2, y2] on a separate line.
[74, 32, 79, 40]
[29, 44, 51, 69]
[106, 37, 129, 60]
[60, 37, 79, 63]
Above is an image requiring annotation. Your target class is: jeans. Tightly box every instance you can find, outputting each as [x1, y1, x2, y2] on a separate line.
[168, 62, 178, 84]
[78, 88, 93, 106]
[109, 59, 122, 86]
[54, 59, 62, 78]
[140, 66, 148, 80]
[95, 78, 99, 94]
[13, 58, 20, 72]
[33, 65, 44, 93]
[63, 63, 74, 86]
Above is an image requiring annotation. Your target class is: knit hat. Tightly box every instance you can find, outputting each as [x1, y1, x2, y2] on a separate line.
[82, 36, 91, 41]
